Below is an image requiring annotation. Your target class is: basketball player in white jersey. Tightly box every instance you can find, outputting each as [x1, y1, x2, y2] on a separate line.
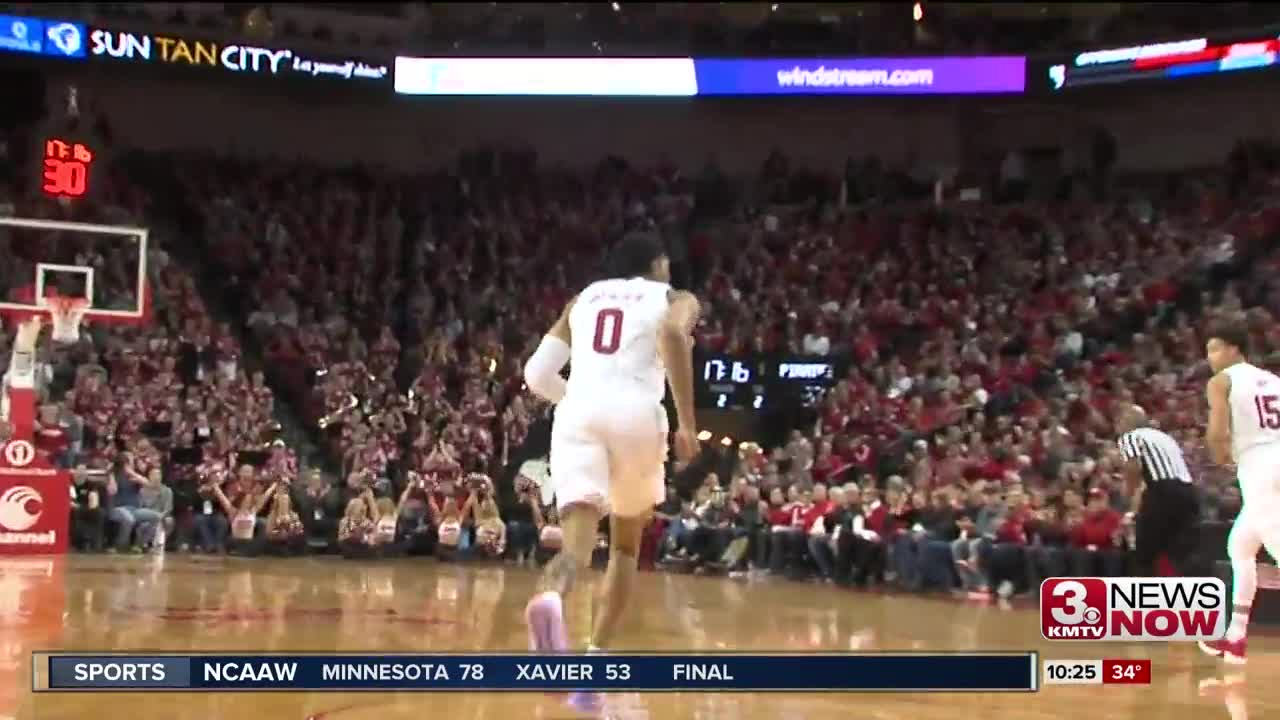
[521, 233, 699, 710]
[1200, 322, 1280, 664]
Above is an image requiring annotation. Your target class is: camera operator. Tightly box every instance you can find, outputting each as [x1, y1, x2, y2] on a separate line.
[505, 472, 542, 565]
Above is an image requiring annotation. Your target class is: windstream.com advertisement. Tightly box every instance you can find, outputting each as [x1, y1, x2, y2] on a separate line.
[394, 56, 1027, 96]
[694, 57, 1026, 95]
[774, 65, 935, 89]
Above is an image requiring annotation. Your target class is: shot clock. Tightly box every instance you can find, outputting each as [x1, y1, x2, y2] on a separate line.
[40, 137, 96, 200]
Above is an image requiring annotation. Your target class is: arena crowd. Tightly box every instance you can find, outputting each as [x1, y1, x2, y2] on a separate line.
[2, 104, 1279, 606]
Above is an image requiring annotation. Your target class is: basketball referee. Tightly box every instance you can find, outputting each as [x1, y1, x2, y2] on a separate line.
[1117, 405, 1201, 575]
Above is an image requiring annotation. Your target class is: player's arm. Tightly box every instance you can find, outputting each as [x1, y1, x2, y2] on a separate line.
[1116, 433, 1144, 497]
[1206, 372, 1233, 465]
[659, 290, 700, 439]
[5, 319, 42, 439]
[211, 483, 235, 516]
[522, 298, 574, 404]
[252, 481, 281, 514]
[8, 318, 41, 388]
[1121, 458, 1145, 513]
[530, 495, 545, 530]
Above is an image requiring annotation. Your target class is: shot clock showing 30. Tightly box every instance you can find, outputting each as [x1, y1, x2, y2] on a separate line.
[40, 137, 95, 199]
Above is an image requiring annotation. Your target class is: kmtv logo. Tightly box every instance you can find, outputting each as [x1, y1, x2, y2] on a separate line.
[1041, 577, 1227, 641]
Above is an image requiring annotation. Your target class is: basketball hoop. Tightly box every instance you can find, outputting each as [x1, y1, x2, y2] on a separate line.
[42, 295, 88, 344]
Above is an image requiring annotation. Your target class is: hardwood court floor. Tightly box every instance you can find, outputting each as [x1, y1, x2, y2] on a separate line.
[0, 554, 1270, 719]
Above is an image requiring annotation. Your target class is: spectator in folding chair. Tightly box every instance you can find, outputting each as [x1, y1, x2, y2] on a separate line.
[729, 484, 767, 572]
[136, 468, 174, 552]
[808, 486, 850, 581]
[829, 483, 864, 585]
[686, 488, 738, 570]
[767, 484, 810, 577]
[914, 488, 961, 590]
[953, 484, 1003, 594]
[888, 484, 925, 588]
[754, 487, 787, 570]
[851, 485, 891, 586]
[106, 455, 160, 553]
[988, 491, 1031, 598]
[1024, 503, 1070, 590]
[70, 465, 107, 551]
[1067, 488, 1126, 577]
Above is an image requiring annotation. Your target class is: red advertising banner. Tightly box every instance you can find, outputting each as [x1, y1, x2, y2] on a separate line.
[0, 439, 70, 554]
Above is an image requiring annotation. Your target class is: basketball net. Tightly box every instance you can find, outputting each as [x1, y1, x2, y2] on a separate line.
[40, 295, 88, 344]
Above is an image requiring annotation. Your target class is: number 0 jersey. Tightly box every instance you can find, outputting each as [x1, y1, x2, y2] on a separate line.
[1224, 362, 1280, 463]
[566, 277, 671, 406]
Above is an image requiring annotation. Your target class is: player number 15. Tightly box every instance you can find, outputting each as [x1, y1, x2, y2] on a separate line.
[1255, 395, 1280, 429]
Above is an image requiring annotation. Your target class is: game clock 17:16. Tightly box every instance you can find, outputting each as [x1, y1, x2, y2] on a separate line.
[697, 356, 767, 410]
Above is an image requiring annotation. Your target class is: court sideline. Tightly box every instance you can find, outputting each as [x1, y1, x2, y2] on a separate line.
[0, 555, 1268, 719]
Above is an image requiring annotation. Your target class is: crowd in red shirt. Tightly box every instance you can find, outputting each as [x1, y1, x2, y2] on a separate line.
[5, 109, 1279, 596]
[662, 145, 1280, 596]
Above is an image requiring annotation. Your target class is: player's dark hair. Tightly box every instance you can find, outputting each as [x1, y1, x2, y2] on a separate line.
[605, 231, 665, 279]
[1208, 320, 1250, 355]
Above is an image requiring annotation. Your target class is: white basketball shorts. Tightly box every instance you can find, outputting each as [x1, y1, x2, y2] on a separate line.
[1231, 445, 1280, 557]
[1237, 444, 1280, 509]
[550, 392, 668, 518]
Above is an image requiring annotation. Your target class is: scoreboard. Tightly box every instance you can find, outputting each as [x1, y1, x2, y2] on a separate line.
[696, 352, 842, 410]
[29, 653, 1164, 693]
[35, 652, 1039, 692]
[40, 136, 96, 199]
[1037, 31, 1280, 91]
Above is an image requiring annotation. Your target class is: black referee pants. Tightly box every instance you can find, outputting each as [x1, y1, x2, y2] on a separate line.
[1134, 480, 1201, 576]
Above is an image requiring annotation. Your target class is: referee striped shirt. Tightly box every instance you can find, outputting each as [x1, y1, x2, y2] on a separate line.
[1118, 427, 1193, 484]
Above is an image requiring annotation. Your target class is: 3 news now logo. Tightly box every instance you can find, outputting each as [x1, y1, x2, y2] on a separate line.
[1040, 577, 1228, 641]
